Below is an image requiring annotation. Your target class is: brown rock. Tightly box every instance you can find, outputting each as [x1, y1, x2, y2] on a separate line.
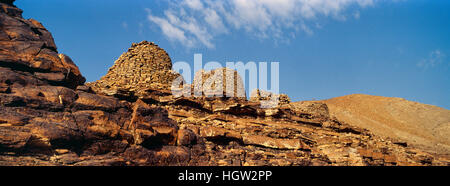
[200, 126, 242, 141]
[0, 126, 31, 149]
[177, 129, 197, 146]
[127, 100, 178, 148]
[74, 91, 126, 112]
[34, 72, 65, 82]
[11, 85, 78, 106]
[289, 101, 330, 121]
[242, 135, 309, 150]
[0, 2, 22, 18]
[0, 2, 84, 89]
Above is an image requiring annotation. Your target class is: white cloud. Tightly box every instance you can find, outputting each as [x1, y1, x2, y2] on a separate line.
[353, 11, 361, 19]
[147, 14, 194, 47]
[147, 0, 380, 48]
[184, 0, 204, 10]
[204, 8, 227, 33]
[121, 21, 128, 30]
[417, 50, 447, 68]
[300, 23, 313, 36]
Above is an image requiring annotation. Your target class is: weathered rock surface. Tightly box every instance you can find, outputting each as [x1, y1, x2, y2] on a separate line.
[0, 2, 85, 88]
[1, 2, 449, 166]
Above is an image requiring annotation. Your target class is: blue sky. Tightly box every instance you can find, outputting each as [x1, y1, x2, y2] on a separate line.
[16, 0, 450, 109]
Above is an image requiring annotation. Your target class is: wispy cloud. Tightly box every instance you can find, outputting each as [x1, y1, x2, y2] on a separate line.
[121, 21, 128, 30]
[353, 11, 361, 19]
[146, 0, 379, 48]
[417, 50, 447, 69]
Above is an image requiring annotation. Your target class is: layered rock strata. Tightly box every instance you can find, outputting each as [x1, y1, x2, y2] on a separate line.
[0, 1, 448, 166]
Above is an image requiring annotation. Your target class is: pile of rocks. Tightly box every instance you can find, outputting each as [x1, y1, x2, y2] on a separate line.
[87, 41, 182, 98]
[88, 43, 249, 103]
[250, 89, 291, 107]
[193, 67, 246, 99]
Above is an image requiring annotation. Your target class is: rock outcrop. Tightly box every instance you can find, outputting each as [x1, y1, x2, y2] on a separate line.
[0, 2, 449, 166]
[0, 2, 85, 89]
[0, 1, 180, 165]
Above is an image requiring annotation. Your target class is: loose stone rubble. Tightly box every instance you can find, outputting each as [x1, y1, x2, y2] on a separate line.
[250, 89, 291, 108]
[0, 1, 449, 166]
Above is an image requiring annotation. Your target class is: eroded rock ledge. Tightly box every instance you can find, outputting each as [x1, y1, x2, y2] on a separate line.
[0, 1, 448, 166]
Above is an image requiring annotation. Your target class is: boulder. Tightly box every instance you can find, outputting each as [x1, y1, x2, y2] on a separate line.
[127, 100, 178, 148]
[177, 129, 197, 146]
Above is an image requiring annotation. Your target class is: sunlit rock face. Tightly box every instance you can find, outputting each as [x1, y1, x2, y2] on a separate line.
[0, 1, 85, 88]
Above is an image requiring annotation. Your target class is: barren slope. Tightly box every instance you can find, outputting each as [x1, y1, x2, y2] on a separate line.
[322, 94, 450, 155]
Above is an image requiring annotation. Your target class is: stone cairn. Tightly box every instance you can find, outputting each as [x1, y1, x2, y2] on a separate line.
[88, 41, 182, 98]
[193, 67, 246, 99]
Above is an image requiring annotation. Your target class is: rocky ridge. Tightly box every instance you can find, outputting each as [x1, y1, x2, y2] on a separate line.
[0, 2, 449, 166]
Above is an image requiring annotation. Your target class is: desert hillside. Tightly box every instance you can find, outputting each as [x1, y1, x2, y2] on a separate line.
[322, 94, 450, 155]
[1, 1, 449, 166]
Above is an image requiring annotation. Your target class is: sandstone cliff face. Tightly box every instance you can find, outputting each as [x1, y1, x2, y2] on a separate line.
[0, 2, 448, 166]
